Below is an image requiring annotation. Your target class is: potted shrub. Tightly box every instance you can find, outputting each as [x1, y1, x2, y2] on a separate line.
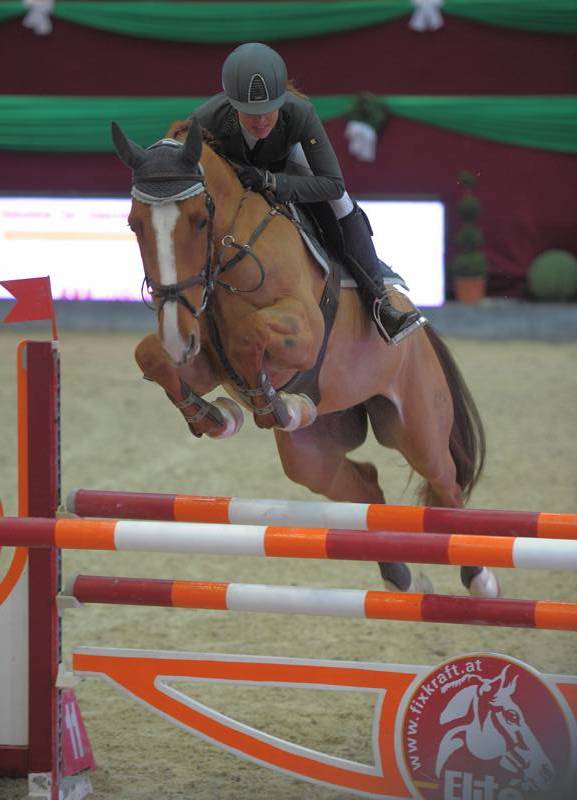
[450, 170, 487, 303]
[528, 249, 577, 301]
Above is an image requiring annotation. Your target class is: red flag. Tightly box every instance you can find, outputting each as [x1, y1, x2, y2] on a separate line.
[1, 276, 57, 338]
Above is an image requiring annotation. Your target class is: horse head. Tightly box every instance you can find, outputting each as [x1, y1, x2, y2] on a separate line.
[112, 119, 215, 365]
[484, 666, 555, 792]
[436, 666, 554, 793]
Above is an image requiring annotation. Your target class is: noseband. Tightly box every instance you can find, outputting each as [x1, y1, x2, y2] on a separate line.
[133, 139, 283, 327]
[136, 183, 273, 326]
[144, 192, 216, 320]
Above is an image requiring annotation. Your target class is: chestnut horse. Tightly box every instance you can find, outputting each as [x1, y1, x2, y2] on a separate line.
[112, 119, 497, 597]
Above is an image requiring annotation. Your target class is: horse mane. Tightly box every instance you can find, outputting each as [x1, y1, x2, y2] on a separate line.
[163, 120, 221, 152]
[200, 128, 222, 156]
[440, 673, 480, 694]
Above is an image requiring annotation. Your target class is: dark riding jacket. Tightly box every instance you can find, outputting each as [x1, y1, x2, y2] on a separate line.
[189, 93, 345, 205]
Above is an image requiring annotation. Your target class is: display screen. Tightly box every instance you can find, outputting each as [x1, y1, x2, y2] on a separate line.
[0, 195, 445, 306]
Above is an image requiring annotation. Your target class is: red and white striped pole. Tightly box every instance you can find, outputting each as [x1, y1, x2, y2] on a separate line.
[68, 574, 577, 632]
[67, 488, 577, 539]
[1, 516, 576, 571]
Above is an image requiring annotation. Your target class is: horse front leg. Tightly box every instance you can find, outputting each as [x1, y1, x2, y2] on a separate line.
[225, 299, 321, 431]
[135, 333, 243, 438]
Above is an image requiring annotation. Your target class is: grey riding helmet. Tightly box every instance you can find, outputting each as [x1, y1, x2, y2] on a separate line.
[222, 43, 288, 115]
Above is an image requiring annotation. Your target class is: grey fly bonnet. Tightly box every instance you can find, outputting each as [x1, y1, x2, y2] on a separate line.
[111, 120, 205, 203]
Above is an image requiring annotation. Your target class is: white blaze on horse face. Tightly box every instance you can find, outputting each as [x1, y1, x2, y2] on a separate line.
[151, 203, 191, 364]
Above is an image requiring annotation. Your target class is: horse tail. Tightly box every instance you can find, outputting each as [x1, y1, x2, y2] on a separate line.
[423, 325, 486, 503]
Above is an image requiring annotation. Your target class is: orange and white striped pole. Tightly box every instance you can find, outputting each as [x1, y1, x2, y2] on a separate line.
[2, 516, 577, 571]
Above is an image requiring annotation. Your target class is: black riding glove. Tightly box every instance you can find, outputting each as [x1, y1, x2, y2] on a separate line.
[237, 165, 276, 193]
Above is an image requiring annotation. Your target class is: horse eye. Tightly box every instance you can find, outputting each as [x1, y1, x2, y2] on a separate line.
[196, 218, 208, 231]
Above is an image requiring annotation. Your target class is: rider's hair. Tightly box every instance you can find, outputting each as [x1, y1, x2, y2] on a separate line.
[287, 79, 308, 101]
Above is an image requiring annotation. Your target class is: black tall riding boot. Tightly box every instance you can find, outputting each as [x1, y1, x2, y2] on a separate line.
[339, 204, 425, 344]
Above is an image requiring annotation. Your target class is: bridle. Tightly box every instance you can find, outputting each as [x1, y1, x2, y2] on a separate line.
[124, 134, 339, 424]
[134, 161, 217, 320]
[135, 152, 276, 321]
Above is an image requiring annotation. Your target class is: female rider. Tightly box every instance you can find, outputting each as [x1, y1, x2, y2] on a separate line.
[186, 42, 424, 344]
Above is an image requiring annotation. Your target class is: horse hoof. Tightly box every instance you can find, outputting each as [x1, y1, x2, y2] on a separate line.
[380, 563, 434, 594]
[409, 571, 434, 594]
[207, 398, 244, 438]
[468, 567, 501, 598]
[379, 562, 412, 592]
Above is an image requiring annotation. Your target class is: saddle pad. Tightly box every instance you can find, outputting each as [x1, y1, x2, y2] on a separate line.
[288, 203, 409, 291]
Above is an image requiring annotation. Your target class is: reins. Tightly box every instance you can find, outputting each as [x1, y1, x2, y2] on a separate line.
[134, 142, 335, 415]
[216, 189, 284, 295]
[141, 176, 285, 318]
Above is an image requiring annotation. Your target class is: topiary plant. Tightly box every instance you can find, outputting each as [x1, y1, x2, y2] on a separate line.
[528, 250, 577, 301]
[450, 170, 487, 279]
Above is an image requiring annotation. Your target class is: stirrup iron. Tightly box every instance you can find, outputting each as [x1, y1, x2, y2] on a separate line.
[372, 297, 427, 345]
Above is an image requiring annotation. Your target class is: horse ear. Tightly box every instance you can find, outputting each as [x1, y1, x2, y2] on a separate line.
[496, 664, 510, 688]
[111, 122, 146, 169]
[181, 118, 202, 166]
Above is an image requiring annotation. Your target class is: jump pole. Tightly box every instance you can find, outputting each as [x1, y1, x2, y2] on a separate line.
[67, 488, 577, 539]
[0, 338, 577, 800]
[1, 516, 577, 571]
[2, 333, 576, 798]
[67, 574, 577, 631]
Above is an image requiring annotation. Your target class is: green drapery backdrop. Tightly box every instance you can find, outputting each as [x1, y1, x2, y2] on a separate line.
[0, 95, 575, 154]
[1, 1, 576, 40]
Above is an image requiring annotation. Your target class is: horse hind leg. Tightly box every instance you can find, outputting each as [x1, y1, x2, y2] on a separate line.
[422, 328, 500, 596]
[361, 396, 432, 594]
[415, 454, 501, 597]
[416, 461, 501, 597]
[274, 406, 385, 504]
[366, 395, 499, 598]
[275, 406, 425, 593]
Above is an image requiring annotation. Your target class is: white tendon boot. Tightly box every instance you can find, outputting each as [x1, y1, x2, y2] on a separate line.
[277, 392, 318, 431]
[408, 571, 435, 594]
[468, 567, 501, 598]
[206, 397, 244, 438]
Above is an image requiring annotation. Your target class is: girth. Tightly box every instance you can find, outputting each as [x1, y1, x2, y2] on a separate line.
[278, 257, 340, 405]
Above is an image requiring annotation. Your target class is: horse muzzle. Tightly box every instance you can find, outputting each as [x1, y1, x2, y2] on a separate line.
[161, 319, 201, 365]
[159, 298, 202, 365]
[167, 333, 200, 366]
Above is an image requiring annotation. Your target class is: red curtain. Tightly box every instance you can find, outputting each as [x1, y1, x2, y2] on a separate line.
[1, 15, 575, 297]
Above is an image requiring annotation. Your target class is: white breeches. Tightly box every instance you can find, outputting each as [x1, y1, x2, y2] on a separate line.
[287, 143, 354, 219]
